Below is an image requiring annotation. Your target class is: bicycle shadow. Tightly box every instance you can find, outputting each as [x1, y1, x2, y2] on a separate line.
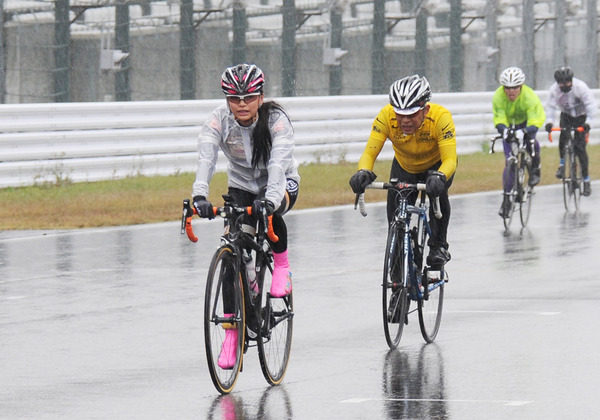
[560, 210, 589, 231]
[381, 344, 447, 419]
[502, 226, 540, 264]
[207, 385, 293, 420]
[557, 211, 590, 256]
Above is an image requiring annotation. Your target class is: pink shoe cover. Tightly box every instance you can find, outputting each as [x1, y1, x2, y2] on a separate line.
[218, 324, 238, 369]
[271, 250, 292, 297]
[271, 269, 292, 297]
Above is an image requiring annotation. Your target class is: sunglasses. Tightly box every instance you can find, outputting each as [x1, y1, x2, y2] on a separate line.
[227, 94, 261, 105]
[503, 86, 521, 91]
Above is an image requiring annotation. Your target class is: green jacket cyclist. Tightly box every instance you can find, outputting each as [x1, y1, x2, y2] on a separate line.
[493, 66, 545, 218]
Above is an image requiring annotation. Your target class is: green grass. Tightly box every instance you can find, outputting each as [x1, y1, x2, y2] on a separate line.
[1, 144, 599, 230]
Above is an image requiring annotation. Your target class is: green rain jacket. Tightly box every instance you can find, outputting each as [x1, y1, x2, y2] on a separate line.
[492, 85, 545, 128]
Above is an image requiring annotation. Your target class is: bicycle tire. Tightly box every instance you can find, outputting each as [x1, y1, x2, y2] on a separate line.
[257, 255, 294, 385]
[503, 160, 518, 230]
[414, 213, 444, 343]
[563, 148, 582, 212]
[382, 226, 409, 349]
[418, 273, 444, 343]
[518, 153, 533, 227]
[204, 245, 245, 394]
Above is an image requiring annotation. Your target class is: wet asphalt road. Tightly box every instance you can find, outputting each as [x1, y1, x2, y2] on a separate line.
[1, 183, 599, 419]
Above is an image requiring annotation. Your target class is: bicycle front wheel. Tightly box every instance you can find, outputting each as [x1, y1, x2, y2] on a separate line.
[518, 155, 534, 227]
[204, 245, 245, 394]
[563, 150, 582, 212]
[257, 259, 294, 385]
[418, 270, 444, 343]
[503, 161, 518, 230]
[382, 227, 410, 349]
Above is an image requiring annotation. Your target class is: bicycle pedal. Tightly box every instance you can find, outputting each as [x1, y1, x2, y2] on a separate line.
[246, 326, 258, 340]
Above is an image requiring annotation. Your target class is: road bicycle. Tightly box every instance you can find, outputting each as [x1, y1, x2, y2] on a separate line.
[356, 181, 447, 349]
[549, 126, 587, 212]
[490, 126, 535, 229]
[181, 196, 293, 394]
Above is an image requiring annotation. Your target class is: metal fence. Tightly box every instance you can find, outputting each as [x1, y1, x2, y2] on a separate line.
[1, 0, 598, 103]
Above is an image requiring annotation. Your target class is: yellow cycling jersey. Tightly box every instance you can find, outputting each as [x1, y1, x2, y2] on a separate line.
[358, 103, 457, 178]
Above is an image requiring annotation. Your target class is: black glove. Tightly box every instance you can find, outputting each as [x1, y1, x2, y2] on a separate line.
[349, 170, 377, 194]
[426, 171, 447, 197]
[496, 124, 507, 135]
[545, 122, 553, 133]
[193, 195, 214, 219]
[252, 198, 275, 216]
[525, 125, 538, 137]
[583, 123, 591, 133]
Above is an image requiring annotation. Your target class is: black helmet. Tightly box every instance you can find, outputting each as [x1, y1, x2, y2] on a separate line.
[221, 63, 265, 96]
[554, 66, 574, 84]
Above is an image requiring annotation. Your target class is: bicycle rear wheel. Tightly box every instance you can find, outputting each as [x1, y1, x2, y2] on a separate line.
[257, 258, 294, 385]
[382, 226, 410, 349]
[418, 270, 445, 343]
[518, 155, 534, 227]
[204, 245, 245, 394]
[563, 150, 582, 212]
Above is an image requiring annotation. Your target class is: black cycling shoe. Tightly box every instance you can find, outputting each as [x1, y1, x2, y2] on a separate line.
[426, 247, 451, 267]
[583, 181, 591, 197]
[498, 195, 511, 218]
[529, 167, 541, 186]
[556, 165, 565, 179]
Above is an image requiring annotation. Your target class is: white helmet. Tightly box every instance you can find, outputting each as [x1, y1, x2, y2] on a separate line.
[499, 67, 525, 87]
[389, 75, 431, 115]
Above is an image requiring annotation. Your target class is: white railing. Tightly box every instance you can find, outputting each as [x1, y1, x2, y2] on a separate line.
[1, 91, 598, 188]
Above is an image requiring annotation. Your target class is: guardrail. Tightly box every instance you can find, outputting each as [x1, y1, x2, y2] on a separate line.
[1, 91, 597, 188]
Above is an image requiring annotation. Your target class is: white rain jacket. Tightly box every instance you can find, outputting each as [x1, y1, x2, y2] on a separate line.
[545, 77, 597, 125]
[192, 103, 300, 209]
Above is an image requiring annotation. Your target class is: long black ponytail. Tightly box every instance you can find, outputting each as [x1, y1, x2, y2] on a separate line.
[251, 101, 286, 168]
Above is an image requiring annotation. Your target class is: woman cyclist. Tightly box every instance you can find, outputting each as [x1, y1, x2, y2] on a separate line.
[493, 66, 545, 218]
[192, 63, 300, 369]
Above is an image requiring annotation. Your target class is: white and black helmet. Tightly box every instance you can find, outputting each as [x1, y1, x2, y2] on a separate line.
[499, 66, 525, 87]
[389, 75, 431, 114]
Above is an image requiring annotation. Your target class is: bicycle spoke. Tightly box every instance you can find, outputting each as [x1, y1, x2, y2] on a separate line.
[257, 265, 293, 385]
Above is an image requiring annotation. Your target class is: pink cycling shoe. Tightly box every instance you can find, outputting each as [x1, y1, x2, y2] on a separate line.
[271, 250, 292, 297]
[218, 319, 238, 369]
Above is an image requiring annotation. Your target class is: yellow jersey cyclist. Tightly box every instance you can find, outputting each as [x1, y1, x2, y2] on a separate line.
[349, 74, 457, 267]
[493, 66, 545, 218]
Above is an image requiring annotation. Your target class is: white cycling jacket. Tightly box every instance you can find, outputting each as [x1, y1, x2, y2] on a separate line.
[545, 77, 597, 125]
[192, 103, 300, 209]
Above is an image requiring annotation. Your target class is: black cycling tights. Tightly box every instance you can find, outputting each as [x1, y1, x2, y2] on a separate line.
[387, 159, 453, 249]
[228, 183, 299, 254]
[559, 113, 589, 178]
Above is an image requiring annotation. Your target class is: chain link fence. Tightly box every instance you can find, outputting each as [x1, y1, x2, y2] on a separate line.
[1, 0, 598, 103]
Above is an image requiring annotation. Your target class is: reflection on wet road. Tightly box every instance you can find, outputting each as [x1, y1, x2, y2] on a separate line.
[1, 183, 599, 419]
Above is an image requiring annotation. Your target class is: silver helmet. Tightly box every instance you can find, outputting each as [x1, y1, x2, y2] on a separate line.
[389, 75, 432, 115]
[499, 67, 525, 87]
